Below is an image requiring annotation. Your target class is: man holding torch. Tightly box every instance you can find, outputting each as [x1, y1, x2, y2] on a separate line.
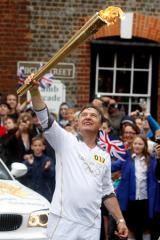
[24, 75, 128, 240]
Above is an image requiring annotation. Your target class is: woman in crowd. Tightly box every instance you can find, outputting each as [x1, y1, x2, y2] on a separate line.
[120, 120, 140, 150]
[6, 93, 31, 119]
[0, 112, 37, 167]
[58, 102, 69, 128]
[6, 94, 19, 119]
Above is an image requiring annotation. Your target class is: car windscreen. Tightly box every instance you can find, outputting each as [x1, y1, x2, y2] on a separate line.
[0, 162, 12, 180]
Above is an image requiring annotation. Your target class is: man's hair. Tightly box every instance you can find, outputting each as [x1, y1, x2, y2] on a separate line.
[79, 104, 104, 123]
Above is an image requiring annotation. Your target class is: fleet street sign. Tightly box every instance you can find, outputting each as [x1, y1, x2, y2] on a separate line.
[17, 61, 75, 79]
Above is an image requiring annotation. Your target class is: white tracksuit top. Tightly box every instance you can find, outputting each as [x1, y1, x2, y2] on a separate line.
[36, 108, 114, 228]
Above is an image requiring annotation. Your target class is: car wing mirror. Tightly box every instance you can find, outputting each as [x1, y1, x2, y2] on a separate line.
[11, 162, 28, 178]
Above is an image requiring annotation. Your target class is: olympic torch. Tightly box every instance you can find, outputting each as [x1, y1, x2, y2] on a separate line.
[17, 6, 124, 97]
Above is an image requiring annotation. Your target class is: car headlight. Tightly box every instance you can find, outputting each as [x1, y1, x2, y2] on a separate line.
[28, 210, 49, 227]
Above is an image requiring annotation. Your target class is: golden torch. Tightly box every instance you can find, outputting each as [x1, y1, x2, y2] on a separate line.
[17, 6, 124, 96]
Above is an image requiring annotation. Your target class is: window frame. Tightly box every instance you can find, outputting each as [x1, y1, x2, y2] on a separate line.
[90, 38, 159, 115]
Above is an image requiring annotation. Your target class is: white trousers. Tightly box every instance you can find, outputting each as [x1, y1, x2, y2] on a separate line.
[47, 213, 100, 240]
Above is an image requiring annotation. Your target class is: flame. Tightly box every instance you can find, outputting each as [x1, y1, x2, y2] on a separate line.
[99, 6, 125, 25]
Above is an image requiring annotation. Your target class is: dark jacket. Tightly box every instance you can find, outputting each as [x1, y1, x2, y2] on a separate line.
[111, 153, 160, 219]
[0, 128, 36, 167]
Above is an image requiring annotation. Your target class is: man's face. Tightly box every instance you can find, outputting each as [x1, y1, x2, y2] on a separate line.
[78, 108, 102, 134]
[108, 99, 118, 114]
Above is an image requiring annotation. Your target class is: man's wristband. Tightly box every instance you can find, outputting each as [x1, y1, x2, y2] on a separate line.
[116, 218, 125, 225]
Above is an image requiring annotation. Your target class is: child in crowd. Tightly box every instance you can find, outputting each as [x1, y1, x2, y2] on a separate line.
[23, 135, 55, 202]
[4, 116, 17, 131]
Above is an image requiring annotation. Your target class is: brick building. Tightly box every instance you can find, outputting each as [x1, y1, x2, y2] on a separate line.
[0, 0, 160, 118]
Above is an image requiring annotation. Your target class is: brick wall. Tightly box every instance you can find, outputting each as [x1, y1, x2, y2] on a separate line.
[0, 0, 160, 113]
[0, 0, 30, 93]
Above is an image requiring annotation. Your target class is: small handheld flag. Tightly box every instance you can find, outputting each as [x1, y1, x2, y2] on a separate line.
[39, 72, 54, 89]
[17, 66, 25, 87]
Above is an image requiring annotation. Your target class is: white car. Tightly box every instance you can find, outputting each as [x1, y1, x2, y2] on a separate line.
[0, 159, 50, 240]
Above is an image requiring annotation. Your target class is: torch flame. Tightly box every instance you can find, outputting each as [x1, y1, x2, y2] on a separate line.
[99, 6, 124, 25]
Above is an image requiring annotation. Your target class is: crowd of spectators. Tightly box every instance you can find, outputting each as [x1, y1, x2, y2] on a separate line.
[0, 92, 160, 240]
[0, 93, 56, 201]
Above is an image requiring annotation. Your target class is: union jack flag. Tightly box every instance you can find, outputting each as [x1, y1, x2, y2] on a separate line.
[17, 66, 25, 87]
[39, 72, 54, 89]
[97, 130, 126, 160]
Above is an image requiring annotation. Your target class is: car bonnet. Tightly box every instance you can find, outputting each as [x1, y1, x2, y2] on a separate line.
[0, 180, 50, 213]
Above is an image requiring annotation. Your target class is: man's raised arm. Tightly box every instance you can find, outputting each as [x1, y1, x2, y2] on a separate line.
[25, 74, 46, 111]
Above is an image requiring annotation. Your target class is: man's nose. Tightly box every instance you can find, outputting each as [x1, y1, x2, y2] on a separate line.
[85, 115, 92, 120]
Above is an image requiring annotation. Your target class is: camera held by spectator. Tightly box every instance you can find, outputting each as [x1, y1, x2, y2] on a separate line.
[136, 110, 144, 118]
